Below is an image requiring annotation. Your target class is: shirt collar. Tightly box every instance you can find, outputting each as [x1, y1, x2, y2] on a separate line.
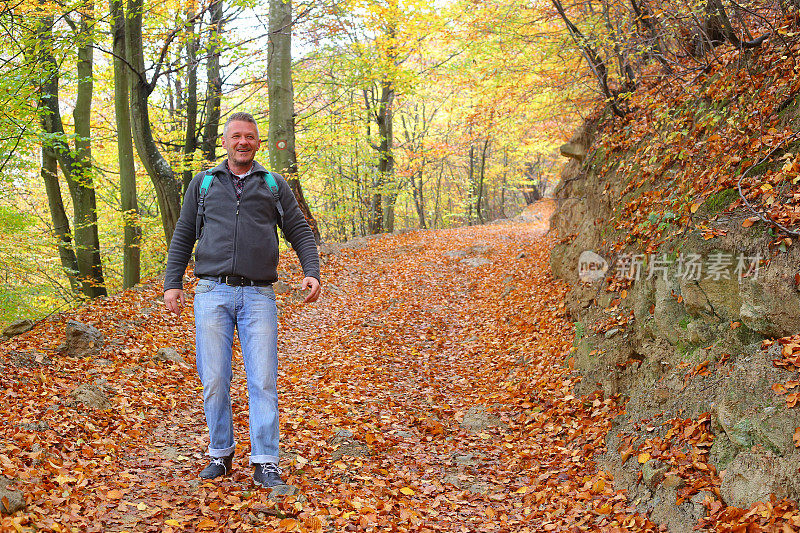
[226, 162, 254, 179]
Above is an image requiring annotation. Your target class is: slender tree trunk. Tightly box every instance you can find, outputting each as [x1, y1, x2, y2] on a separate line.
[377, 78, 395, 233]
[112, 0, 140, 289]
[630, 0, 672, 71]
[41, 146, 80, 294]
[183, 6, 199, 192]
[552, 0, 626, 117]
[126, 0, 181, 244]
[267, 0, 321, 242]
[412, 170, 426, 229]
[32, 16, 80, 295]
[71, 9, 107, 298]
[476, 137, 489, 224]
[467, 145, 475, 225]
[202, 0, 223, 162]
[36, 14, 106, 298]
[373, 79, 395, 233]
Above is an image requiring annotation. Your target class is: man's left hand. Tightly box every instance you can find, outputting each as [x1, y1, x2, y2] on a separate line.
[302, 277, 321, 303]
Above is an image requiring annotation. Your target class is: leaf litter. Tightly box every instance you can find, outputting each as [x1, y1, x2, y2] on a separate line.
[2, 201, 657, 531]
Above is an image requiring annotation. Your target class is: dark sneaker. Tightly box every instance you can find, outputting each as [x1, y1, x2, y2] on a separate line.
[253, 462, 283, 488]
[199, 453, 233, 479]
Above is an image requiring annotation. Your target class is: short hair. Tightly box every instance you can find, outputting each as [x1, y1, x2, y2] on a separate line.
[223, 112, 260, 137]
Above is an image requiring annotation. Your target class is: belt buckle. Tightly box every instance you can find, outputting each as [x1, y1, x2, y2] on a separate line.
[224, 275, 248, 286]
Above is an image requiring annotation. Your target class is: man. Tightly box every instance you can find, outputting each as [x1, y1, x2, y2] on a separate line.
[163, 112, 320, 488]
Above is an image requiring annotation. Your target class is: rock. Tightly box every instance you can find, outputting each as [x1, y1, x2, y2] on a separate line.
[0, 477, 24, 515]
[686, 320, 712, 344]
[605, 328, 620, 339]
[460, 257, 491, 267]
[441, 469, 491, 494]
[18, 421, 51, 432]
[461, 406, 506, 431]
[642, 460, 669, 489]
[653, 387, 672, 405]
[719, 449, 800, 508]
[2, 319, 34, 339]
[560, 142, 587, 161]
[62, 321, 103, 358]
[268, 484, 299, 497]
[738, 276, 800, 337]
[451, 453, 479, 466]
[444, 250, 468, 259]
[330, 429, 354, 442]
[273, 281, 291, 295]
[653, 277, 688, 345]
[70, 383, 112, 409]
[154, 347, 184, 364]
[329, 429, 370, 460]
[662, 474, 685, 489]
[466, 244, 492, 255]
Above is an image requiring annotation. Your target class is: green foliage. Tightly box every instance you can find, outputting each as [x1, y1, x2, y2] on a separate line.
[573, 321, 585, 346]
[0, 205, 33, 233]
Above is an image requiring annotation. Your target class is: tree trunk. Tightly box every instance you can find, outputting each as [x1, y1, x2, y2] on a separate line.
[71, 9, 107, 298]
[35, 14, 106, 298]
[126, 0, 182, 244]
[467, 145, 475, 225]
[112, 0, 140, 289]
[476, 137, 489, 224]
[629, 0, 672, 71]
[202, 0, 223, 162]
[183, 6, 200, 192]
[373, 79, 395, 234]
[551, 0, 626, 117]
[267, 0, 321, 243]
[41, 145, 80, 294]
[412, 170, 426, 229]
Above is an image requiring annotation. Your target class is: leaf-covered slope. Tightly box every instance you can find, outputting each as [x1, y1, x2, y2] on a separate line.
[588, 32, 800, 254]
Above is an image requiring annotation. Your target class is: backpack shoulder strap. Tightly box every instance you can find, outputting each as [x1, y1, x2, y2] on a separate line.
[199, 171, 215, 198]
[196, 170, 216, 240]
[263, 170, 284, 227]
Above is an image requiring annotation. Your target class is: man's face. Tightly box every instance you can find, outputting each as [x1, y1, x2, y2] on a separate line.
[222, 120, 261, 169]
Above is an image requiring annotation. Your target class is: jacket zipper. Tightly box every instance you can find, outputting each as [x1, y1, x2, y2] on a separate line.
[231, 180, 240, 274]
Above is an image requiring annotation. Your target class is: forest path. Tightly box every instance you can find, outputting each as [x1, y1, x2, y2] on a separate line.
[1, 201, 655, 532]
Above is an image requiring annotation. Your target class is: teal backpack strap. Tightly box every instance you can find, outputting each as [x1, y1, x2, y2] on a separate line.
[196, 170, 215, 240]
[263, 170, 284, 228]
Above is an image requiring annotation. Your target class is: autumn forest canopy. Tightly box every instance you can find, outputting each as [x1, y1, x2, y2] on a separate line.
[1, 0, 799, 324]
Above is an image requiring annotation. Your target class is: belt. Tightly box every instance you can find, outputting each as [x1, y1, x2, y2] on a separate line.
[199, 275, 272, 287]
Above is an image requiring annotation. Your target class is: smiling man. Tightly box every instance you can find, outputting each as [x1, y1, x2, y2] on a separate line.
[163, 112, 320, 488]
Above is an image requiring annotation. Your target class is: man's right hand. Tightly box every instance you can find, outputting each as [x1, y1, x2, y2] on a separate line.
[164, 288, 186, 315]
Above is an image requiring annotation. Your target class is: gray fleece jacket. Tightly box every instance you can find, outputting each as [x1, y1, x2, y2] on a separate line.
[163, 160, 320, 291]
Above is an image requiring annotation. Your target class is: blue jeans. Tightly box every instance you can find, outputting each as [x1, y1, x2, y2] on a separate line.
[193, 279, 279, 464]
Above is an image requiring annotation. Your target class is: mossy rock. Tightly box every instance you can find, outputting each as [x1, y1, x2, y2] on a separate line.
[699, 188, 738, 216]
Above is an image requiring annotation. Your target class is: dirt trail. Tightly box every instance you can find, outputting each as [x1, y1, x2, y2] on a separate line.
[1, 201, 657, 532]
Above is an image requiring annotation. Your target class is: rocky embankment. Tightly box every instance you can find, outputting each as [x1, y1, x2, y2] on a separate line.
[550, 118, 800, 532]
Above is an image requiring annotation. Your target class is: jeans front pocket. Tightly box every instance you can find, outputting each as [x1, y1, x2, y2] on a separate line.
[255, 285, 276, 300]
[195, 279, 216, 294]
